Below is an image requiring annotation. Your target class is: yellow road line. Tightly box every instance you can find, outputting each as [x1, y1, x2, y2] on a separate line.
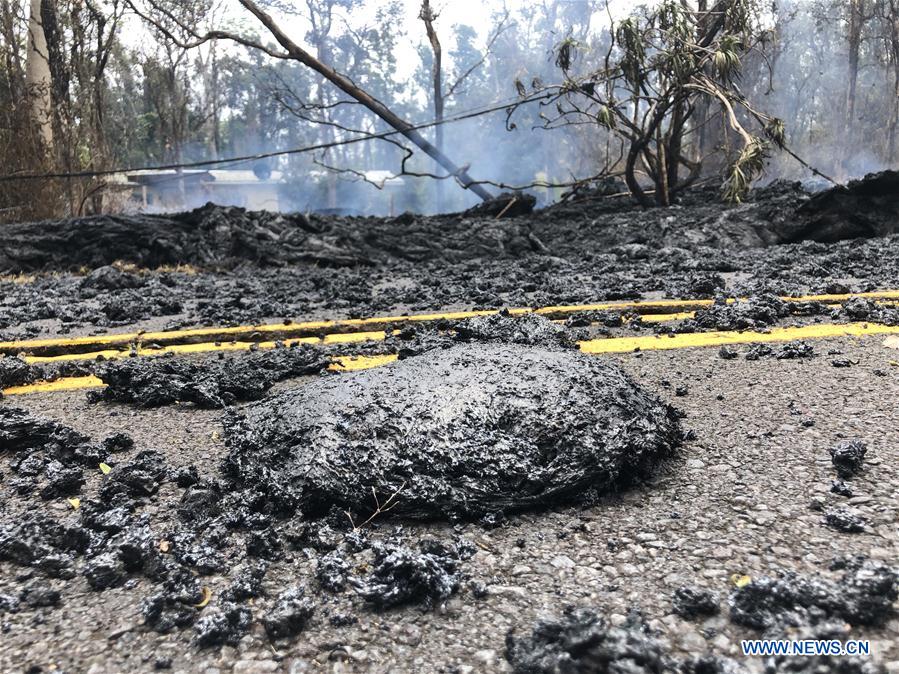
[4, 290, 899, 357]
[639, 311, 695, 323]
[23, 331, 389, 364]
[579, 322, 899, 353]
[6, 321, 898, 397]
[3, 354, 401, 395]
[330, 354, 398, 371]
[15, 307, 880, 365]
[3, 376, 105, 395]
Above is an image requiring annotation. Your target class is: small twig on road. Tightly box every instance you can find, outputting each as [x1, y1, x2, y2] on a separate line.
[345, 481, 407, 531]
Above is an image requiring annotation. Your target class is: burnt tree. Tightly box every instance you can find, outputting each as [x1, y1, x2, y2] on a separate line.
[512, 0, 786, 206]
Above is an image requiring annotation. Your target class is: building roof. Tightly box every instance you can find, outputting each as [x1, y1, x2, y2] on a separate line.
[121, 169, 284, 186]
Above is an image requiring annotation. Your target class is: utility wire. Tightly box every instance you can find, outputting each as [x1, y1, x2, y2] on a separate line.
[0, 92, 550, 184]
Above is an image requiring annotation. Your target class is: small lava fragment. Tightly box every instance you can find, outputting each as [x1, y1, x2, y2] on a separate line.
[20, 583, 61, 608]
[0, 593, 20, 613]
[40, 461, 84, 499]
[672, 586, 720, 619]
[103, 433, 134, 454]
[316, 550, 350, 592]
[830, 439, 867, 478]
[193, 603, 252, 648]
[830, 480, 854, 497]
[263, 587, 315, 640]
[245, 528, 283, 561]
[224, 561, 267, 601]
[83, 552, 127, 590]
[823, 509, 867, 534]
[141, 567, 204, 633]
[745, 344, 773, 361]
[777, 341, 815, 359]
[172, 465, 199, 488]
[352, 540, 470, 610]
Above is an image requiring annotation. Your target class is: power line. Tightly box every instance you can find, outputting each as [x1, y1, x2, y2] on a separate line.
[0, 93, 549, 184]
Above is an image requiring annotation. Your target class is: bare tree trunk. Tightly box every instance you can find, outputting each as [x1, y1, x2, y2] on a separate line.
[845, 0, 865, 175]
[25, 0, 53, 151]
[419, 0, 445, 210]
[889, 0, 899, 163]
[237, 0, 492, 202]
[212, 48, 222, 159]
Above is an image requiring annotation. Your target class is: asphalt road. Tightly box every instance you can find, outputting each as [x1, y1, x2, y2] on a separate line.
[2, 331, 897, 673]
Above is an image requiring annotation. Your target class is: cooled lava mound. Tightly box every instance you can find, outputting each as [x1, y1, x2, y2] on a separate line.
[224, 343, 682, 520]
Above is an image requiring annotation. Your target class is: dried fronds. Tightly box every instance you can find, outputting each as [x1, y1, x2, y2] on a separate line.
[555, 37, 579, 72]
[722, 138, 769, 203]
[713, 35, 743, 81]
[764, 117, 787, 149]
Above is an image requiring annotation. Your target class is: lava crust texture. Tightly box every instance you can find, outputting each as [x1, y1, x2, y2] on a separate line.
[225, 343, 682, 520]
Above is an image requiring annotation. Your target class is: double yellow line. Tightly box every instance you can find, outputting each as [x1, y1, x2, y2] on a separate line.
[3, 290, 899, 396]
[4, 290, 897, 360]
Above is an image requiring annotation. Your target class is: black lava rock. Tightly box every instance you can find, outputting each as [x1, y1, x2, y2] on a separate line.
[777, 341, 815, 359]
[225, 342, 682, 520]
[729, 558, 897, 629]
[224, 561, 267, 601]
[505, 607, 666, 673]
[830, 480, 854, 497]
[246, 528, 283, 561]
[141, 566, 204, 633]
[90, 346, 329, 408]
[40, 461, 84, 499]
[173, 465, 199, 488]
[680, 295, 792, 332]
[745, 344, 774, 361]
[316, 550, 350, 592]
[352, 541, 467, 610]
[80, 265, 144, 291]
[20, 584, 61, 608]
[103, 433, 134, 454]
[0, 356, 42, 389]
[718, 346, 738, 360]
[99, 450, 167, 500]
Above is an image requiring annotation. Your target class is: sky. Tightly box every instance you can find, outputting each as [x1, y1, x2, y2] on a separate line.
[114, 0, 636, 82]
[272, 0, 531, 79]
[265, 0, 639, 79]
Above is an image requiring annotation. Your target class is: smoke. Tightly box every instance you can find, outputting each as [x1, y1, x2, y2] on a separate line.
[117, 0, 899, 217]
[757, 0, 899, 184]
